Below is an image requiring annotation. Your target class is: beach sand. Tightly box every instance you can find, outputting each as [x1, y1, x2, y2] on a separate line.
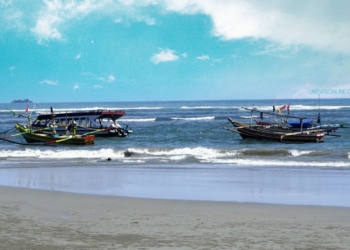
[1, 186, 349, 250]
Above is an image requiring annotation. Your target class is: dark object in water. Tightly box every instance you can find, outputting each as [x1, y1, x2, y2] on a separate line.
[107, 157, 112, 161]
[124, 151, 133, 157]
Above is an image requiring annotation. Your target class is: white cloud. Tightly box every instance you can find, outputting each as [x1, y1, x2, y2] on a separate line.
[75, 53, 81, 59]
[143, 17, 156, 25]
[114, 17, 123, 23]
[151, 48, 179, 64]
[40, 79, 58, 86]
[5, 0, 350, 54]
[9, 66, 16, 71]
[196, 55, 209, 60]
[73, 83, 79, 89]
[29, 0, 110, 43]
[160, 0, 350, 54]
[30, 14, 62, 43]
[93, 84, 103, 89]
[98, 74, 115, 83]
[0, 0, 12, 8]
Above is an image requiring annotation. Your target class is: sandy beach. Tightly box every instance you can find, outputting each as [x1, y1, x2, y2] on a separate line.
[1, 186, 349, 249]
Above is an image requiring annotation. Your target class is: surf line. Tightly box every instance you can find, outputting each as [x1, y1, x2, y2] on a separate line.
[157, 121, 230, 143]
[123, 121, 230, 157]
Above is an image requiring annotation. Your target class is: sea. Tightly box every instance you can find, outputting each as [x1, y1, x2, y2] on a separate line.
[0, 99, 349, 207]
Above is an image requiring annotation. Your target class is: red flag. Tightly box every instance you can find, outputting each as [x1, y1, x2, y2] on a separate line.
[279, 105, 286, 111]
[25, 105, 29, 113]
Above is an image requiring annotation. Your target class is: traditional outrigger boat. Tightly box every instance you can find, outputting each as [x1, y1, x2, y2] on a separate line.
[225, 107, 327, 143]
[226, 118, 325, 143]
[31, 109, 132, 137]
[253, 106, 343, 134]
[5, 107, 99, 146]
[14, 123, 95, 145]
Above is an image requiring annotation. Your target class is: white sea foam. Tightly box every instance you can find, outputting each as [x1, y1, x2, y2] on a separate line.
[180, 106, 238, 110]
[247, 105, 350, 111]
[0, 148, 124, 159]
[171, 116, 215, 121]
[239, 115, 259, 119]
[5, 106, 164, 114]
[121, 107, 164, 110]
[127, 147, 238, 159]
[119, 118, 156, 122]
[289, 150, 314, 157]
[202, 158, 350, 167]
[123, 159, 146, 163]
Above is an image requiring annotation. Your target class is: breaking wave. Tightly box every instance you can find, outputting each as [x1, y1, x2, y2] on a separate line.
[119, 118, 156, 122]
[171, 116, 215, 121]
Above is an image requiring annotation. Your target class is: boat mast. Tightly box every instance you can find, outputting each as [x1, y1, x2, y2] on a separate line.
[318, 94, 321, 126]
[250, 104, 254, 127]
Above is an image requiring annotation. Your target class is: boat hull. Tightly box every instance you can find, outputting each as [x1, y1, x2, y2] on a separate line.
[32, 126, 130, 137]
[237, 127, 324, 142]
[15, 124, 95, 145]
[228, 118, 324, 143]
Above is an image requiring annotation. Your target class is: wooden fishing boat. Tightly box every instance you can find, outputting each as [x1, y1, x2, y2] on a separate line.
[226, 118, 325, 143]
[15, 123, 95, 145]
[31, 109, 132, 137]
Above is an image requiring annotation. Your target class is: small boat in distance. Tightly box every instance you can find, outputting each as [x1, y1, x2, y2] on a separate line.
[11, 99, 32, 103]
[31, 109, 132, 137]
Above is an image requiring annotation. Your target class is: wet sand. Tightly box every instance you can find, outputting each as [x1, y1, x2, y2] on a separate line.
[1, 186, 350, 249]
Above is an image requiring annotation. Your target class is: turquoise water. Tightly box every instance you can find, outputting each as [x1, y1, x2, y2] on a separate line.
[0, 99, 349, 206]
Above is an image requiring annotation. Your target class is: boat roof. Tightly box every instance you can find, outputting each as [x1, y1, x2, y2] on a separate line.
[35, 109, 125, 119]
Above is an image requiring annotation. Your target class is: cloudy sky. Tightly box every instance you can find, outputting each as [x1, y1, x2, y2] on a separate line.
[1, 0, 350, 102]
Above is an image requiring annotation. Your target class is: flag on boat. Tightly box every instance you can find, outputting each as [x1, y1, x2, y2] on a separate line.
[279, 105, 287, 110]
[278, 105, 286, 114]
[25, 105, 29, 113]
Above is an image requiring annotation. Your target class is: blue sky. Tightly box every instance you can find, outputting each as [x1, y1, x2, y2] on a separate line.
[1, 0, 350, 102]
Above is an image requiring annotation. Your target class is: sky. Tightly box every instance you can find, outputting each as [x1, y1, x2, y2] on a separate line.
[1, 0, 350, 102]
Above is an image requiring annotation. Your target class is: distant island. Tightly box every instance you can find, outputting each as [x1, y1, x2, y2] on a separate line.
[11, 99, 33, 103]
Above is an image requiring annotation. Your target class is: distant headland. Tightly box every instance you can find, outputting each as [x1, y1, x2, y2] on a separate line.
[11, 99, 33, 103]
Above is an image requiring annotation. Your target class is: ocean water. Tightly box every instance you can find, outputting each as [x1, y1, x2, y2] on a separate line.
[0, 99, 349, 206]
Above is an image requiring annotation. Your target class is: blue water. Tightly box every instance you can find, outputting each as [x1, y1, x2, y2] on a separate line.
[0, 99, 349, 206]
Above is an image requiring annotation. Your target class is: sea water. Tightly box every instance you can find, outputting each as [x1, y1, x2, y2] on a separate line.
[0, 99, 349, 206]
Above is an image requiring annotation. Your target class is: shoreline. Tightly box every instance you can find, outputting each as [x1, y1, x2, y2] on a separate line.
[1, 163, 350, 207]
[1, 185, 350, 249]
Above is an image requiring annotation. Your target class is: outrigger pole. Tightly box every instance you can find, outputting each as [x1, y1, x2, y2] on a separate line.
[241, 107, 319, 120]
